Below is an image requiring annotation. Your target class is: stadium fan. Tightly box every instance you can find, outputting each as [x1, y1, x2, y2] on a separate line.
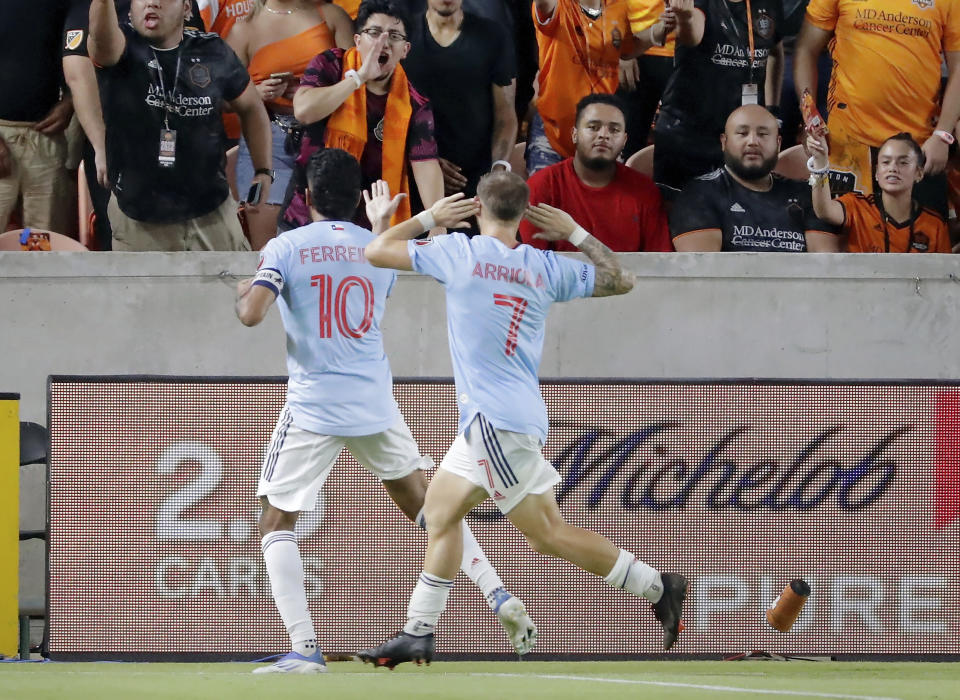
[280, 0, 445, 234]
[793, 0, 960, 216]
[225, 0, 353, 249]
[402, 0, 518, 210]
[806, 131, 952, 253]
[0, 0, 77, 235]
[670, 104, 837, 251]
[87, 0, 272, 250]
[617, 0, 678, 159]
[519, 94, 670, 252]
[526, 0, 672, 176]
[62, 0, 207, 250]
[653, 0, 785, 198]
[358, 171, 687, 668]
[234, 148, 537, 674]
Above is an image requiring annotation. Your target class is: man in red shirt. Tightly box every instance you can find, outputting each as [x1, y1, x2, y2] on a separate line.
[519, 94, 670, 252]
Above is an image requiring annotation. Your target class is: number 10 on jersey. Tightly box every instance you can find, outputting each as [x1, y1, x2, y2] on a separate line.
[311, 274, 375, 339]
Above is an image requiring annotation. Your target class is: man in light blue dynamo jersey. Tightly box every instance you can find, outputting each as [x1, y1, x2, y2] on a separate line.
[234, 149, 536, 674]
[358, 171, 688, 668]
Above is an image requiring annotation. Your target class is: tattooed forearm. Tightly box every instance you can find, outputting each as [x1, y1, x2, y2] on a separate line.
[576, 236, 635, 297]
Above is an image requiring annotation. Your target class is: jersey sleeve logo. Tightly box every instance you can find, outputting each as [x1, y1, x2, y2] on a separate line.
[414, 239, 432, 246]
[65, 30, 84, 51]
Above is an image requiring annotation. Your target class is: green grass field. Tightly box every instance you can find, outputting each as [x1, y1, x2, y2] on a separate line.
[2, 661, 959, 700]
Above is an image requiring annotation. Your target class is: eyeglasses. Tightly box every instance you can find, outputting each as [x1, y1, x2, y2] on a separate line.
[359, 27, 408, 43]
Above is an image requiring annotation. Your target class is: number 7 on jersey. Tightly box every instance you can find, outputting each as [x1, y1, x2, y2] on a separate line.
[493, 293, 527, 357]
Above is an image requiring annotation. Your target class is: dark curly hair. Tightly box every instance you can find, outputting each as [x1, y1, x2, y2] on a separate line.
[306, 149, 362, 221]
[355, 0, 410, 36]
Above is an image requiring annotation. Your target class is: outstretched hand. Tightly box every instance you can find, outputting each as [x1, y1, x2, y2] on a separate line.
[804, 132, 829, 170]
[363, 179, 407, 231]
[428, 192, 480, 229]
[524, 202, 579, 241]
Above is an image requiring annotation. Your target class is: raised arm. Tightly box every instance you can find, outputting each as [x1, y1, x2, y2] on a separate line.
[88, 0, 126, 67]
[293, 34, 388, 124]
[804, 132, 845, 226]
[627, 9, 676, 58]
[524, 203, 635, 297]
[365, 193, 480, 271]
[670, 0, 705, 47]
[320, 2, 356, 49]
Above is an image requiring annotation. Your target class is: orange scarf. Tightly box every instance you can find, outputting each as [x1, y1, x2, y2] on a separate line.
[324, 47, 412, 224]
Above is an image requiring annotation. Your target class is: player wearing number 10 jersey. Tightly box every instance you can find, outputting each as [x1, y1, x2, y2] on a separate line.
[359, 171, 689, 668]
[234, 149, 536, 674]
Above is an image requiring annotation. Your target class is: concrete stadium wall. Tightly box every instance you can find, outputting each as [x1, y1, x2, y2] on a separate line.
[3, 251, 959, 427]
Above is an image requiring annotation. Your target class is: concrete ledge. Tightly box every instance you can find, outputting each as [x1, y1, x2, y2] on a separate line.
[3, 251, 959, 426]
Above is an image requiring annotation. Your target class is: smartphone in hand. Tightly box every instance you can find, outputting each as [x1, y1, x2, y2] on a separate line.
[246, 181, 263, 205]
[270, 72, 294, 81]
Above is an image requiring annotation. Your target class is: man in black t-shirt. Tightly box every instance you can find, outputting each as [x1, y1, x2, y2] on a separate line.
[88, 0, 270, 251]
[402, 0, 517, 204]
[62, 0, 206, 250]
[654, 0, 785, 198]
[0, 0, 77, 234]
[670, 105, 837, 252]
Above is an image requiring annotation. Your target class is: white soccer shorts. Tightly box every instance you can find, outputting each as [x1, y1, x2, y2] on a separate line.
[257, 405, 433, 512]
[439, 413, 561, 513]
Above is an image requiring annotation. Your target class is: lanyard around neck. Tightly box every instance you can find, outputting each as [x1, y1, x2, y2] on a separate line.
[151, 45, 184, 130]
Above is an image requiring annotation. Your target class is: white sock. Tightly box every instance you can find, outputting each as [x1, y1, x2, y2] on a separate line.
[416, 508, 505, 607]
[604, 548, 663, 603]
[403, 572, 453, 636]
[261, 531, 317, 654]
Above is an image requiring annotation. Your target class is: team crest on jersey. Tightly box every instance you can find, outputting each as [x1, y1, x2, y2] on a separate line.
[611, 27, 622, 50]
[911, 0, 934, 9]
[189, 63, 211, 88]
[755, 10, 775, 40]
[65, 30, 84, 50]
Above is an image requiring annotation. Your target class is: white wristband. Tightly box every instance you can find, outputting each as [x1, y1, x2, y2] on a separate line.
[415, 209, 436, 232]
[344, 69, 363, 89]
[934, 128, 956, 145]
[568, 225, 589, 247]
[806, 156, 830, 175]
[491, 160, 512, 172]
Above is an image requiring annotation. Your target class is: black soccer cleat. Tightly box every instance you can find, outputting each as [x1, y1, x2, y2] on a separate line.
[356, 631, 435, 670]
[651, 573, 688, 650]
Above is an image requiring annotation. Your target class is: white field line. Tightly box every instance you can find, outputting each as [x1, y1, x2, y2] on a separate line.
[469, 673, 903, 700]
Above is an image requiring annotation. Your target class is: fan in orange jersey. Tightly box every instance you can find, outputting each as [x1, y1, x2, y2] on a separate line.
[794, 0, 960, 216]
[807, 131, 952, 253]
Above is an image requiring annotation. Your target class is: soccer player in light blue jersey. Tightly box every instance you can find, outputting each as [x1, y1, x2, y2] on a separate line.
[234, 149, 536, 674]
[358, 170, 688, 668]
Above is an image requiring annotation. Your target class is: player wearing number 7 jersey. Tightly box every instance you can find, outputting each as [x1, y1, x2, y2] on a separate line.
[358, 170, 689, 669]
[234, 149, 536, 674]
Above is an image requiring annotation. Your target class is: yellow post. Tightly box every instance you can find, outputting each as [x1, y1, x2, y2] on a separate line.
[0, 393, 19, 658]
